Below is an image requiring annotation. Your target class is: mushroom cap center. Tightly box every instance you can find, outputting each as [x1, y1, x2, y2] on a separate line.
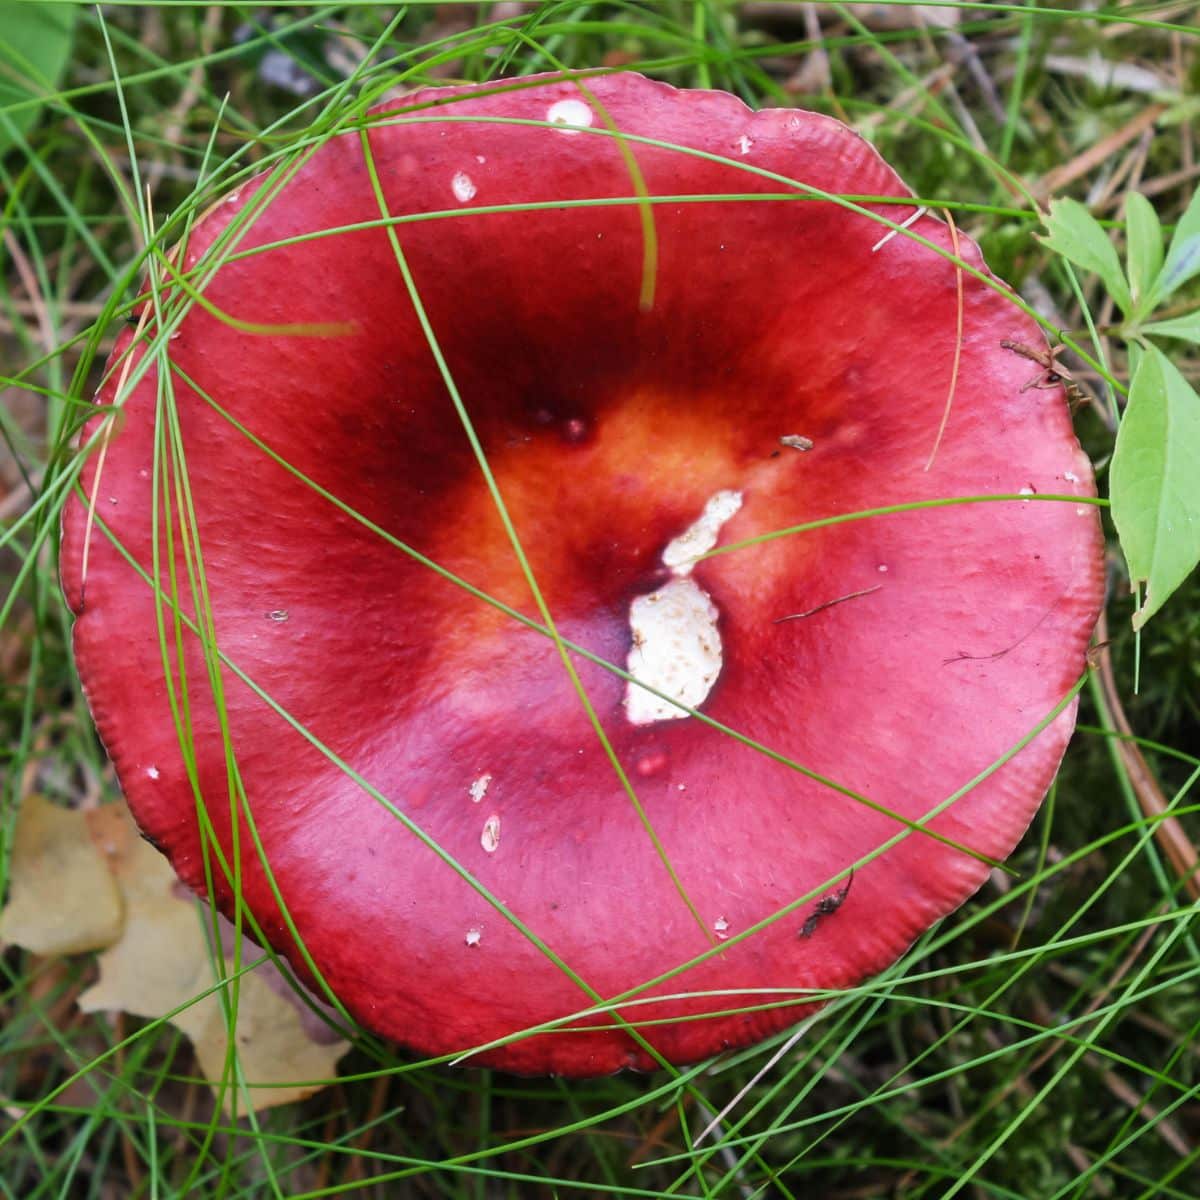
[422, 390, 804, 716]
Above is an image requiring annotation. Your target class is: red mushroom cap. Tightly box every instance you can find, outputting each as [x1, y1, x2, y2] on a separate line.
[62, 72, 1103, 1075]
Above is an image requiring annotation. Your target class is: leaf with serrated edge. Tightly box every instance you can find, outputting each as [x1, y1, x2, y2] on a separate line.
[1124, 193, 1163, 317]
[79, 804, 349, 1114]
[1155, 187, 1200, 301]
[1110, 346, 1200, 630]
[1143, 313, 1200, 345]
[1040, 197, 1132, 315]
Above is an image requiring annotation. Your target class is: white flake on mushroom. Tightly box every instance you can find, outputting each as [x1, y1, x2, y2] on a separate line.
[624, 490, 743, 725]
[452, 171, 477, 202]
[465, 928, 482, 947]
[661, 490, 743, 571]
[547, 98, 593, 133]
[469, 773, 492, 803]
[481, 813, 501, 853]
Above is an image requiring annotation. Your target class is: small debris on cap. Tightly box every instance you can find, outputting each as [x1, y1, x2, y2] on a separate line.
[481, 814, 501, 854]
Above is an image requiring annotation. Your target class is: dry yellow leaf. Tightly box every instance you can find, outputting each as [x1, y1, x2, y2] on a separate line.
[78, 803, 350, 1114]
[0, 794, 122, 954]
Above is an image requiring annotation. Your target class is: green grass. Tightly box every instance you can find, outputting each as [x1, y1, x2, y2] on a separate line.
[3, 2, 1200, 1197]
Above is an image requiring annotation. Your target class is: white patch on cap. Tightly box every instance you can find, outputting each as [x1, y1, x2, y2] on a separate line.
[547, 98, 593, 133]
[452, 171, 477, 202]
[625, 580, 722, 724]
[469, 773, 492, 803]
[661, 490, 744, 572]
[146, 766, 160, 780]
[465, 928, 482, 947]
[624, 491, 744, 725]
[737, 134, 753, 154]
[481, 814, 501, 853]
[1064, 471, 1079, 483]
[713, 916, 730, 939]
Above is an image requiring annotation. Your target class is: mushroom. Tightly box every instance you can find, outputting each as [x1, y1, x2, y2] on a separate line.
[62, 73, 1103, 1075]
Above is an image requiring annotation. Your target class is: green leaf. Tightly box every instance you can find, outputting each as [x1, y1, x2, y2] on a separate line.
[1110, 346, 1200, 630]
[0, 1, 77, 156]
[1155, 187, 1200, 302]
[1040, 196, 1133, 316]
[1124, 193, 1163, 318]
[1126, 338, 1144, 383]
[1143, 312, 1200, 346]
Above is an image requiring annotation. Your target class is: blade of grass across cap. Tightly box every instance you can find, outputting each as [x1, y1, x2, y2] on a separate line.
[355, 118, 712, 946]
[79, 10, 198, 611]
[923, 208, 964, 471]
[151, 247, 358, 338]
[515, 47, 659, 312]
[149, 175, 337, 1130]
[146, 161, 403, 1038]
[699, 493, 1108, 564]
[139, 189, 311, 1148]
[181, 193, 977, 296]
[132, 116, 397, 1131]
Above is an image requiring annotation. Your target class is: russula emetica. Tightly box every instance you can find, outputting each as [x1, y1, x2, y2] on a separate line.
[62, 72, 1103, 1075]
